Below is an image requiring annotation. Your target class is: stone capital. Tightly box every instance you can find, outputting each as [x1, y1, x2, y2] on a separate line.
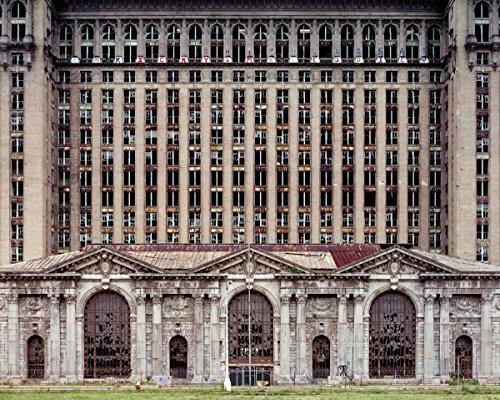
[481, 294, 493, 304]
[440, 294, 452, 305]
[296, 294, 307, 304]
[64, 294, 77, 304]
[209, 295, 220, 304]
[354, 294, 365, 304]
[7, 293, 19, 303]
[152, 294, 163, 305]
[193, 294, 204, 304]
[424, 294, 436, 304]
[280, 294, 292, 305]
[49, 294, 61, 305]
[135, 294, 147, 305]
[338, 295, 348, 304]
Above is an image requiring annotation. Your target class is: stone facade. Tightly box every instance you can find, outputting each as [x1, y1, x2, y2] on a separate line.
[0, 244, 499, 384]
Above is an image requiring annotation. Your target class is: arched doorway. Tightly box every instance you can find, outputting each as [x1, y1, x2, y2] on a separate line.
[455, 336, 473, 379]
[27, 335, 45, 379]
[170, 336, 188, 378]
[312, 336, 330, 379]
[228, 290, 273, 385]
[84, 291, 131, 378]
[369, 291, 416, 378]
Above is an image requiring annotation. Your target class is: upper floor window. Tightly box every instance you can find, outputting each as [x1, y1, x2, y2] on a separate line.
[363, 24, 376, 60]
[80, 24, 94, 60]
[427, 26, 441, 61]
[319, 24, 333, 61]
[189, 24, 202, 61]
[254, 24, 268, 62]
[384, 24, 398, 60]
[475, 1, 490, 43]
[405, 24, 419, 61]
[232, 24, 246, 63]
[297, 24, 311, 62]
[211, 24, 224, 62]
[59, 25, 73, 60]
[10, 1, 26, 42]
[341, 24, 354, 61]
[102, 24, 116, 61]
[167, 24, 181, 61]
[276, 24, 289, 61]
[145, 24, 159, 61]
[124, 24, 138, 62]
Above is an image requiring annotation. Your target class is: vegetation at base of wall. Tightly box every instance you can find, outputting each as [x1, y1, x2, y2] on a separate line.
[0, 387, 500, 399]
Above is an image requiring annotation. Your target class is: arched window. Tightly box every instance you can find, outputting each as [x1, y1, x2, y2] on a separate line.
[84, 291, 131, 378]
[341, 25, 354, 61]
[189, 24, 202, 61]
[27, 335, 44, 379]
[10, 1, 26, 42]
[297, 24, 311, 62]
[319, 24, 333, 61]
[124, 25, 137, 62]
[254, 24, 267, 62]
[384, 24, 398, 61]
[101, 25, 115, 61]
[228, 290, 273, 385]
[405, 25, 419, 61]
[80, 24, 94, 60]
[369, 291, 416, 378]
[362, 25, 376, 61]
[427, 26, 441, 61]
[276, 25, 289, 61]
[475, 2, 490, 42]
[145, 25, 159, 61]
[59, 25, 73, 60]
[167, 24, 181, 62]
[312, 336, 330, 379]
[232, 24, 246, 63]
[455, 336, 473, 379]
[211, 24, 224, 62]
[170, 336, 188, 378]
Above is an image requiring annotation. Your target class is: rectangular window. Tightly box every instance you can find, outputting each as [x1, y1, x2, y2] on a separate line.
[299, 70, 311, 82]
[124, 71, 136, 83]
[254, 70, 267, 82]
[189, 70, 201, 82]
[385, 71, 398, 83]
[167, 70, 179, 82]
[364, 70, 376, 83]
[146, 70, 158, 83]
[277, 70, 289, 82]
[321, 70, 333, 82]
[80, 71, 92, 83]
[102, 71, 114, 83]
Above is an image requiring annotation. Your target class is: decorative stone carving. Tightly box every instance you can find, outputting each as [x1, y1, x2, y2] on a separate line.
[296, 294, 307, 304]
[354, 294, 365, 303]
[168, 296, 191, 311]
[64, 294, 76, 304]
[49, 294, 60, 305]
[254, 264, 275, 274]
[338, 295, 348, 304]
[135, 294, 146, 305]
[192, 294, 204, 304]
[280, 295, 291, 305]
[7, 293, 19, 303]
[451, 295, 481, 315]
[309, 296, 334, 313]
[152, 294, 163, 304]
[481, 294, 493, 303]
[24, 297, 44, 312]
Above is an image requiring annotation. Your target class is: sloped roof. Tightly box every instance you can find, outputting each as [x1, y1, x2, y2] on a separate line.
[411, 249, 500, 273]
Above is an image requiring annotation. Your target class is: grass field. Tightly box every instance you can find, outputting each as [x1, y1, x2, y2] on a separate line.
[1, 387, 500, 400]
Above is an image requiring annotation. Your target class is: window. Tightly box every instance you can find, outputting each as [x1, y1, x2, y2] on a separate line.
[102, 71, 113, 83]
[319, 24, 333, 60]
[146, 70, 157, 83]
[11, 53, 23, 65]
[364, 71, 376, 83]
[427, 26, 441, 61]
[254, 24, 268, 62]
[405, 25, 420, 61]
[167, 70, 179, 82]
[475, 2, 490, 43]
[341, 25, 354, 60]
[189, 24, 203, 61]
[477, 52, 489, 65]
[59, 71, 70, 83]
[59, 25, 73, 60]
[102, 25, 116, 61]
[211, 70, 223, 82]
[189, 70, 201, 83]
[297, 24, 311, 62]
[276, 25, 289, 61]
[255, 70, 267, 82]
[232, 24, 247, 63]
[384, 24, 398, 60]
[123, 25, 138, 63]
[80, 71, 92, 83]
[167, 25, 181, 61]
[363, 25, 376, 60]
[277, 70, 289, 82]
[233, 70, 245, 82]
[386, 71, 398, 83]
[342, 70, 354, 83]
[145, 25, 159, 61]
[408, 71, 420, 83]
[80, 25, 94, 60]
[10, 2, 26, 42]
[211, 25, 224, 62]
[124, 70, 135, 83]
[430, 70, 441, 83]
[299, 70, 311, 82]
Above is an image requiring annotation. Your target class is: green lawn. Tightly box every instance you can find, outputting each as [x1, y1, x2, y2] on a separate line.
[0, 387, 500, 400]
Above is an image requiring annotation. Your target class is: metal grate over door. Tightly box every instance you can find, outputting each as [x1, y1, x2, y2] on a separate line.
[369, 292, 416, 378]
[84, 291, 131, 378]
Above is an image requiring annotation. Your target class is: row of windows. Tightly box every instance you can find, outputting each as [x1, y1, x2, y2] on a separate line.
[58, 21, 443, 62]
[64, 68, 442, 84]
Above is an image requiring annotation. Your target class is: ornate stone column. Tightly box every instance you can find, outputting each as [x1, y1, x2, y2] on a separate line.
[480, 294, 493, 381]
[296, 294, 307, 381]
[209, 295, 221, 382]
[439, 294, 451, 379]
[337, 295, 348, 376]
[7, 293, 19, 378]
[279, 295, 291, 383]
[192, 294, 204, 383]
[64, 292, 76, 381]
[151, 294, 163, 380]
[423, 294, 435, 383]
[136, 294, 147, 379]
[49, 294, 61, 381]
[353, 294, 365, 381]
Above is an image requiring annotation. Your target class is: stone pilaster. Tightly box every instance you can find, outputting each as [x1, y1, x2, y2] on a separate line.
[423, 294, 435, 383]
[480, 294, 493, 382]
[439, 294, 451, 379]
[337, 295, 348, 376]
[136, 294, 147, 379]
[353, 294, 364, 381]
[151, 294, 163, 380]
[7, 294, 19, 379]
[49, 294, 61, 382]
[209, 295, 221, 382]
[279, 295, 291, 383]
[64, 293, 76, 381]
[295, 295, 307, 381]
[192, 294, 204, 383]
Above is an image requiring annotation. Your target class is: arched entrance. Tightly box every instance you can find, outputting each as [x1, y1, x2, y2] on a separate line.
[27, 335, 45, 379]
[369, 291, 416, 378]
[228, 290, 273, 385]
[312, 335, 330, 379]
[84, 291, 131, 378]
[170, 336, 188, 378]
[455, 336, 473, 379]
